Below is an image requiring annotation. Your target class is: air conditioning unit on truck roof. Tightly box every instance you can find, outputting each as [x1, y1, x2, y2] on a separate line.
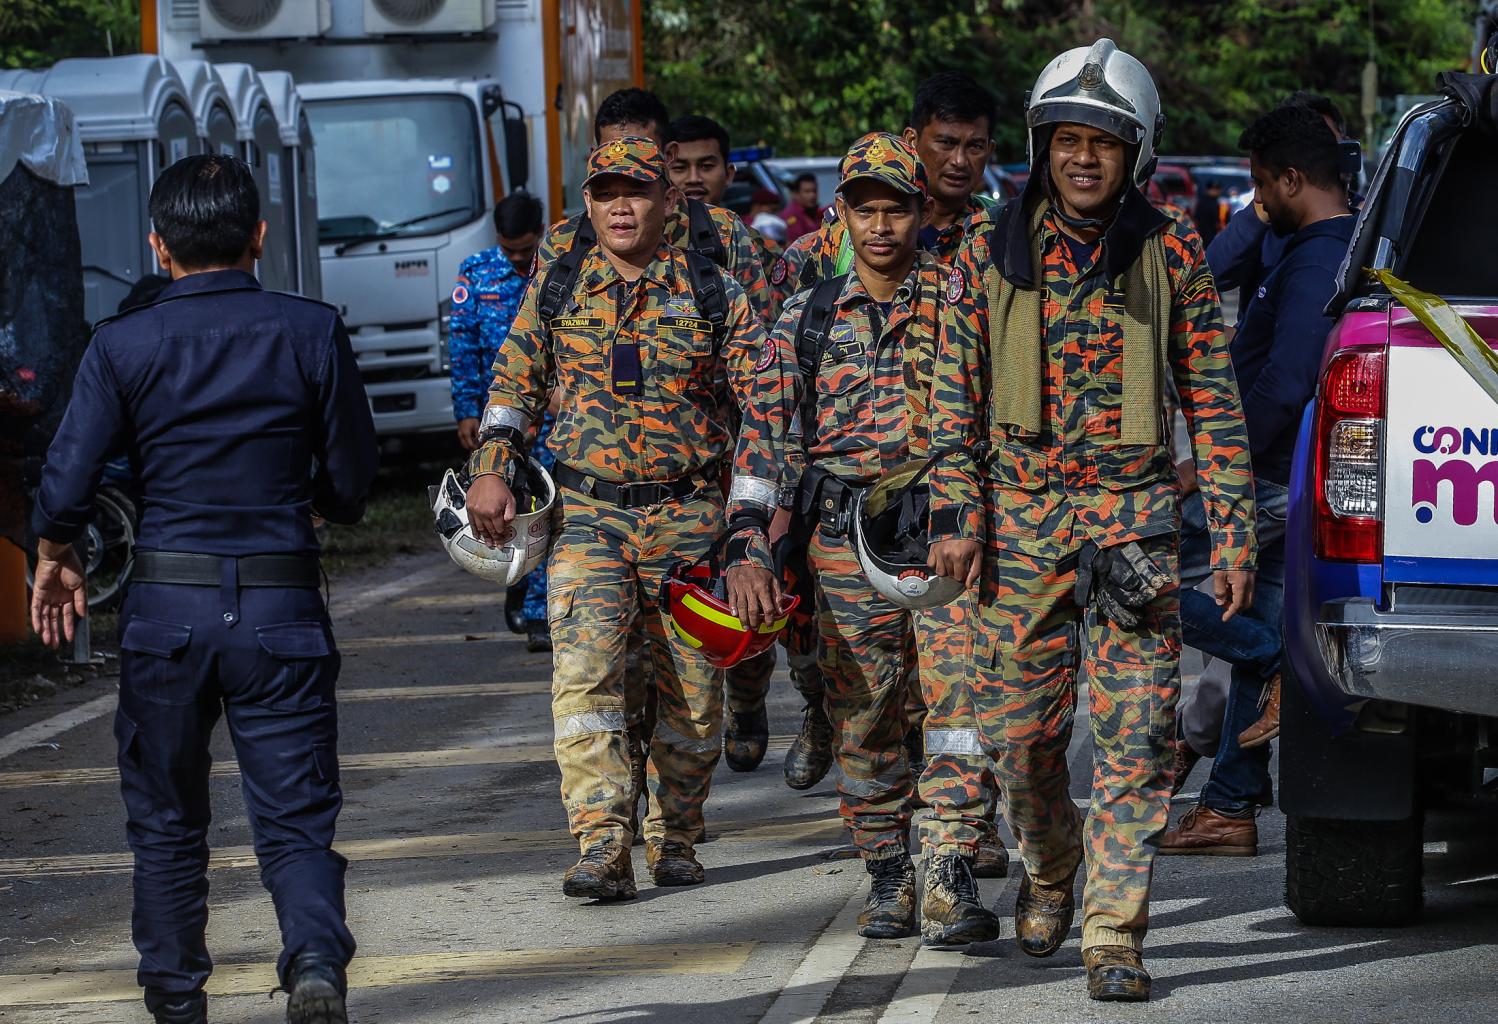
[199, 0, 332, 40]
[363, 0, 498, 35]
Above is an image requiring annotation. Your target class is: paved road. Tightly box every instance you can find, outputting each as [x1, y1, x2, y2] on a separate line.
[2, 552, 1494, 1023]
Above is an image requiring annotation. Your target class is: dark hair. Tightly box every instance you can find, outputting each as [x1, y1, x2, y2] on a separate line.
[792, 172, 817, 189]
[148, 155, 260, 269]
[1239, 104, 1342, 190]
[594, 88, 670, 144]
[665, 114, 730, 161]
[910, 71, 997, 136]
[494, 192, 544, 238]
[1278, 90, 1347, 137]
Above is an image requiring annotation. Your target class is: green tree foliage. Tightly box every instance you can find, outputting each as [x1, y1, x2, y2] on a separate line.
[646, 0, 1476, 158]
[0, 0, 140, 70]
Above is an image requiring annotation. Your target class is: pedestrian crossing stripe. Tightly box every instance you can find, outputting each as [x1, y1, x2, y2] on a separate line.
[0, 814, 844, 878]
[0, 942, 756, 1006]
[0, 736, 796, 789]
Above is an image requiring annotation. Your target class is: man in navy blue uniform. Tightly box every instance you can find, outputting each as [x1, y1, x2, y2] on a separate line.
[29, 155, 377, 1024]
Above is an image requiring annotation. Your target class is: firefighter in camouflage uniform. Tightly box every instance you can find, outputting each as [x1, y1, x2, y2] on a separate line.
[722, 133, 997, 943]
[925, 41, 1256, 1001]
[465, 137, 783, 901]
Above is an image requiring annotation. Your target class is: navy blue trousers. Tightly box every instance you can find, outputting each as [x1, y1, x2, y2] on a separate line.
[115, 581, 355, 1004]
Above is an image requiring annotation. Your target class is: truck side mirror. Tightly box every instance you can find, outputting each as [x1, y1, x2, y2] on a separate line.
[501, 100, 529, 193]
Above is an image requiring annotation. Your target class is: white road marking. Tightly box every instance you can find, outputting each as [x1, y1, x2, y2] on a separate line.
[875, 943, 967, 1024]
[0, 560, 454, 763]
[758, 883, 868, 1024]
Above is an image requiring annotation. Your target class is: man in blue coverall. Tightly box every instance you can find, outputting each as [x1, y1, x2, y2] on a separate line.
[449, 192, 556, 650]
[29, 155, 377, 1024]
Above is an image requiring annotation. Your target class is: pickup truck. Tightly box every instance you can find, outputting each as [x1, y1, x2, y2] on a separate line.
[1280, 73, 1498, 926]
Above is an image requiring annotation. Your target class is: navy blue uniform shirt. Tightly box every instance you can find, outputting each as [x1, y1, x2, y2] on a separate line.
[32, 269, 378, 556]
[1229, 214, 1356, 485]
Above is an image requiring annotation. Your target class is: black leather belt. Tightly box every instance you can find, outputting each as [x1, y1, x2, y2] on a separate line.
[131, 551, 321, 588]
[555, 463, 717, 510]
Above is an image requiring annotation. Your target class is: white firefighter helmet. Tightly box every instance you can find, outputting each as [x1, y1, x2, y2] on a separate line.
[851, 460, 964, 610]
[429, 459, 556, 585]
[1026, 37, 1163, 187]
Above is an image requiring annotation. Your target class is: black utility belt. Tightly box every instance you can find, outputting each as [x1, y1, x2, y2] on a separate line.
[131, 551, 321, 589]
[555, 462, 718, 510]
[797, 465, 869, 539]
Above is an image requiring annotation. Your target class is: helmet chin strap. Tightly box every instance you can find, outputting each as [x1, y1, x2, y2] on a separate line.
[1043, 166, 1122, 234]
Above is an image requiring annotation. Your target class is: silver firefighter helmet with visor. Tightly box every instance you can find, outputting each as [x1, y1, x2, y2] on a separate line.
[851, 459, 963, 610]
[1026, 37, 1163, 187]
[430, 458, 556, 585]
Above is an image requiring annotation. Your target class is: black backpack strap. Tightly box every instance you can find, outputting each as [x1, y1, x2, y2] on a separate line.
[685, 198, 728, 268]
[537, 214, 596, 322]
[791, 273, 846, 441]
[683, 250, 729, 343]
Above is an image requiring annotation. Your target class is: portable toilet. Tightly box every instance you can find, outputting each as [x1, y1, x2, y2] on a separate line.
[260, 71, 321, 300]
[214, 63, 294, 293]
[15, 56, 198, 323]
[176, 59, 239, 158]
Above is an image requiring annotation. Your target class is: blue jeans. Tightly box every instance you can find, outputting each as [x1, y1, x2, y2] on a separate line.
[1178, 479, 1287, 814]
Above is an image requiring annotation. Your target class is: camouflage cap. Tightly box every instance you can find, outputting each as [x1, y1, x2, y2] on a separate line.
[837, 132, 928, 197]
[583, 136, 666, 188]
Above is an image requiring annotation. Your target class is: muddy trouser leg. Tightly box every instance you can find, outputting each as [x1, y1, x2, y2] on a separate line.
[639, 491, 727, 845]
[916, 589, 988, 859]
[548, 492, 640, 851]
[808, 530, 913, 859]
[973, 544, 1085, 890]
[725, 647, 775, 715]
[1079, 535, 1180, 953]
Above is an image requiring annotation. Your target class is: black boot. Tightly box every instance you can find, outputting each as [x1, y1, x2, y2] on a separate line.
[723, 705, 769, 772]
[284, 952, 348, 1024]
[783, 702, 834, 790]
[858, 855, 918, 938]
[504, 582, 528, 634]
[148, 991, 207, 1024]
[525, 621, 552, 652]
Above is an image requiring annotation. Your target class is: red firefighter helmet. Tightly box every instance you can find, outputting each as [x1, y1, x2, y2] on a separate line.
[663, 542, 799, 669]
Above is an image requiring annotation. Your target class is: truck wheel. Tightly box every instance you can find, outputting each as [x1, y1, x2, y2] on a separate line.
[1284, 814, 1423, 926]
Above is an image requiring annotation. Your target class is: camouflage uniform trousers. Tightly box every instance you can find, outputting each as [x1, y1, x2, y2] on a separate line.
[967, 532, 1180, 952]
[809, 529, 964, 858]
[547, 486, 726, 850]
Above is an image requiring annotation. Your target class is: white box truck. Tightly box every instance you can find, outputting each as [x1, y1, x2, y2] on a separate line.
[147, 0, 643, 442]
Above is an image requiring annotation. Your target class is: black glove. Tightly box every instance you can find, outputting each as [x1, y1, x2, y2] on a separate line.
[1087, 541, 1171, 630]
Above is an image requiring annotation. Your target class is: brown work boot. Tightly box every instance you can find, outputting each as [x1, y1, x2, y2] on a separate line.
[562, 839, 637, 901]
[1159, 805, 1258, 856]
[784, 702, 835, 790]
[1083, 945, 1151, 1002]
[1237, 672, 1281, 750]
[646, 838, 705, 886]
[1013, 865, 1077, 958]
[921, 852, 1001, 948]
[1170, 736, 1203, 797]
[858, 855, 918, 938]
[724, 705, 769, 772]
[972, 831, 1010, 878]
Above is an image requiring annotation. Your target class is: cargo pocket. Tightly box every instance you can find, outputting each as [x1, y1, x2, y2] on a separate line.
[313, 741, 340, 785]
[256, 620, 335, 711]
[547, 584, 577, 628]
[1093, 445, 1175, 491]
[120, 617, 195, 706]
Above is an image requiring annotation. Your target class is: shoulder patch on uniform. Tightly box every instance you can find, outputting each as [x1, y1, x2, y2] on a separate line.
[946, 267, 965, 304]
[452, 283, 470, 304]
[770, 258, 788, 286]
[754, 340, 777, 373]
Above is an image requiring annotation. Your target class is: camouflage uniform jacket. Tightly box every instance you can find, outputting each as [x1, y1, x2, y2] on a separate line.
[769, 193, 994, 307]
[538, 202, 773, 324]
[928, 206, 1256, 571]
[448, 247, 527, 422]
[468, 243, 780, 488]
[728, 250, 949, 530]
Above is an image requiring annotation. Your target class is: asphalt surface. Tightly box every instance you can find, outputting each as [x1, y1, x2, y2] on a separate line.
[2, 549, 1495, 1023]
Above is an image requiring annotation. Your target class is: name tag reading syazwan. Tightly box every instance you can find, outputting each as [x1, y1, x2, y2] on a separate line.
[550, 316, 605, 330]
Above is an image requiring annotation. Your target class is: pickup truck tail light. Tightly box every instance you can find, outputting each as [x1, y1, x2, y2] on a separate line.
[1314, 348, 1386, 562]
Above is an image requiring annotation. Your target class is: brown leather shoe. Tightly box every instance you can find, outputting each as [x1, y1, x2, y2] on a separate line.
[562, 839, 637, 901]
[972, 831, 1010, 879]
[1159, 805, 1257, 856]
[1170, 736, 1202, 797]
[646, 838, 705, 886]
[1013, 865, 1077, 958]
[1237, 673, 1281, 749]
[1084, 945, 1151, 1002]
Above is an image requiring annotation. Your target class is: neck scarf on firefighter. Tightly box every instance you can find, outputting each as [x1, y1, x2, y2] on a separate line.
[985, 198, 1171, 445]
